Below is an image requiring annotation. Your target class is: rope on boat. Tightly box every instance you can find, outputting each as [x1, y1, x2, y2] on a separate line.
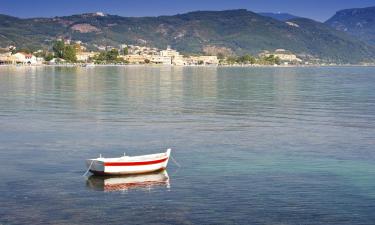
[83, 160, 94, 176]
[170, 155, 181, 167]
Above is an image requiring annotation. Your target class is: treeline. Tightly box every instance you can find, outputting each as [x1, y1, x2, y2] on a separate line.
[52, 41, 77, 62]
[29, 40, 77, 62]
[221, 54, 281, 65]
[93, 49, 126, 64]
[12, 41, 128, 64]
[12, 41, 282, 65]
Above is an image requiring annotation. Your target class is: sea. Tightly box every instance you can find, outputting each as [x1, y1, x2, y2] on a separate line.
[0, 65, 374, 224]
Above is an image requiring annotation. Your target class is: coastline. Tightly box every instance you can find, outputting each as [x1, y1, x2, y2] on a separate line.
[1, 64, 375, 68]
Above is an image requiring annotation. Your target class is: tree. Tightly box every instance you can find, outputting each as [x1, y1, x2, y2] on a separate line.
[44, 53, 54, 61]
[53, 41, 65, 58]
[226, 56, 237, 64]
[17, 48, 32, 54]
[263, 55, 281, 65]
[123, 47, 128, 55]
[63, 45, 77, 62]
[238, 54, 256, 64]
[217, 53, 225, 60]
[93, 49, 121, 63]
[106, 49, 119, 61]
[96, 52, 107, 61]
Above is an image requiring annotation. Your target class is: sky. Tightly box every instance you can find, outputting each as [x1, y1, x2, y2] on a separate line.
[1, 0, 374, 21]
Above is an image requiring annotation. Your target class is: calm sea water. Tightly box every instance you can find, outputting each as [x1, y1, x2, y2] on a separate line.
[0, 65, 375, 225]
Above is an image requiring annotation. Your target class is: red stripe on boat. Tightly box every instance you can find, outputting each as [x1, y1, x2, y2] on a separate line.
[104, 157, 168, 166]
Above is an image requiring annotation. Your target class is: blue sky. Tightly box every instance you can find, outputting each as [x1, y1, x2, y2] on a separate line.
[1, 0, 374, 21]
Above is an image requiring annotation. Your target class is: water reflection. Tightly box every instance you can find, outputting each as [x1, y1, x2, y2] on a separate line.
[86, 170, 170, 192]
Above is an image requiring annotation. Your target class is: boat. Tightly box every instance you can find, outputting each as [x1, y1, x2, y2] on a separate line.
[86, 148, 171, 175]
[86, 170, 170, 192]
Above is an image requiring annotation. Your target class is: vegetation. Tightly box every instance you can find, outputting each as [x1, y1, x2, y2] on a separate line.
[222, 54, 279, 65]
[259, 55, 281, 65]
[1, 9, 375, 63]
[237, 54, 256, 64]
[15, 48, 33, 54]
[33, 50, 54, 61]
[63, 45, 77, 62]
[326, 6, 375, 46]
[44, 53, 54, 61]
[52, 41, 65, 58]
[123, 47, 128, 55]
[52, 41, 77, 62]
[93, 49, 124, 64]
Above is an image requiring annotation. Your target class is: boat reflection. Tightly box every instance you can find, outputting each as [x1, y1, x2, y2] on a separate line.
[86, 170, 170, 192]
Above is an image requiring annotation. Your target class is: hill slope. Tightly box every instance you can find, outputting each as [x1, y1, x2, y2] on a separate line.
[1, 9, 375, 63]
[326, 6, 375, 46]
[259, 12, 299, 21]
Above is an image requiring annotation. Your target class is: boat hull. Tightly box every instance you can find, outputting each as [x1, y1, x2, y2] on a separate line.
[89, 166, 168, 176]
[86, 149, 171, 175]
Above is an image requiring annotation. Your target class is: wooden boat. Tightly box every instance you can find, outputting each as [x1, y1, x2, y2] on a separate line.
[86, 170, 170, 192]
[86, 148, 171, 175]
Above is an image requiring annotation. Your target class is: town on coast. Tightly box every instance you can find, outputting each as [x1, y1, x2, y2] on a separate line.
[0, 38, 317, 67]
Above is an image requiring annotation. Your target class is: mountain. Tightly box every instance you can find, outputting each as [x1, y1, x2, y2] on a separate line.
[1, 9, 375, 63]
[259, 12, 299, 21]
[326, 6, 375, 46]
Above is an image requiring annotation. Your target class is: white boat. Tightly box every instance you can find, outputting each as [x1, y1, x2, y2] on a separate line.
[86, 148, 171, 175]
[86, 170, 170, 192]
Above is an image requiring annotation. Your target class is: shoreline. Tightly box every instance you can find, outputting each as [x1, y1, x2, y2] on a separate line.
[1, 64, 375, 68]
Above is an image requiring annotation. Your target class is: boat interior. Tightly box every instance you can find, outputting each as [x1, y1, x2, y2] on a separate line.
[90, 150, 169, 162]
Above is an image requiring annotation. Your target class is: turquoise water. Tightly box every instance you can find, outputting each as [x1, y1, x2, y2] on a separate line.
[0, 65, 374, 224]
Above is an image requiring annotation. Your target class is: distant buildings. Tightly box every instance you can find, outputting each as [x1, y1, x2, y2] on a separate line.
[117, 45, 218, 66]
[150, 55, 172, 65]
[0, 42, 219, 66]
[76, 52, 97, 62]
[124, 45, 159, 56]
[261, 49, 302, 64]
[186, 56, 219, 65]
[160, 46, 184, 65]
[120, 54, 150, 64]
[0, 52, 42, 65]
[0, 52, 11, 64]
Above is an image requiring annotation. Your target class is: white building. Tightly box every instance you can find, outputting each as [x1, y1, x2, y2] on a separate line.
[121, 54, 151, 64]
[10, 52, 39, 65]
[160, 46, 184, 65]
[186, 56, 219, 65]
[0, 52, 12, 64]
[263, 49, 302, 63]
[76, 52, 97, 62]
[160, 46, 180, 58]
[172, 55, 185, 66]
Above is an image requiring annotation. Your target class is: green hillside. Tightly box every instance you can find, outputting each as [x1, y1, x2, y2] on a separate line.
[326, 6, 375, 46]
[1, 9, 375, 63]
